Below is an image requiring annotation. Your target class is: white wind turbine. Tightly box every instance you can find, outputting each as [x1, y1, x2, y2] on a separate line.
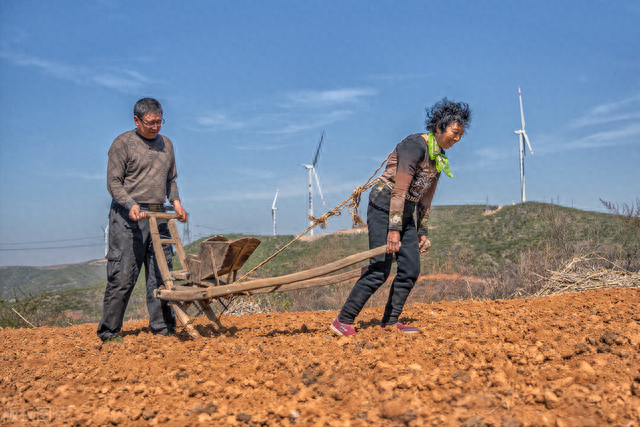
[102, 225, 109, 257]
[302, 131, 327, 236]
[271, 188, 279, 236]
[514, 86, 534, 203]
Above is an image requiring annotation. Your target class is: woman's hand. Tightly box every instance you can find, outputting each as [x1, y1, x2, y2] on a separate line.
[419, 235, 431, 253]
[386, 230, 400, 253]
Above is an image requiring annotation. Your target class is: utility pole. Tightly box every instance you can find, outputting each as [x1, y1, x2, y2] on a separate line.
[183, 222, 191, 245]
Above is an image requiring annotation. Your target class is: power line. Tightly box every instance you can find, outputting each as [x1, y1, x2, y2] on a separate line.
[0, 243, 104, 251]
[0, 236, 104, 246]
[191, 224, 236, 232]
[192, 224, 259, 234]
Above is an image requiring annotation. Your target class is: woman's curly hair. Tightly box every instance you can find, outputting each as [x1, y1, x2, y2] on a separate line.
[425, 98, 472, 133]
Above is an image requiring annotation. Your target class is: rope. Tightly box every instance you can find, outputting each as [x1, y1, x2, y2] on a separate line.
[236, 154, 390, 283]
[185, 303, 204, 326]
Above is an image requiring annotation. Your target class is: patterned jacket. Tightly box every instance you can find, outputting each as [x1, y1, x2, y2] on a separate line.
[369, 133, 440, 235]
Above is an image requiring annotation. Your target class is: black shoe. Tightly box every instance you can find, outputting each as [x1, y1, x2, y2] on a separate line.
[153, 329, 177, 336]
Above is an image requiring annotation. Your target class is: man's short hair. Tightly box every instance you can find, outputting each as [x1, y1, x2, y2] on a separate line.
[134, 98, 163, 119]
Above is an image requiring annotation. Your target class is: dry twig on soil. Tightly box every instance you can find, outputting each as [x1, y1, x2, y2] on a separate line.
[11, 308, 36, 328]
[535, 252, 640, 296]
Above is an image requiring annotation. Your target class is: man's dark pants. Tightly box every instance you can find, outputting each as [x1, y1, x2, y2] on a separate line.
[97, 202, 176, 340]
[338, 201, 420, 326]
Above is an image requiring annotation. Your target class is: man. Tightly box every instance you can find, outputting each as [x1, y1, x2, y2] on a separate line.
[97, 98, 188, 343]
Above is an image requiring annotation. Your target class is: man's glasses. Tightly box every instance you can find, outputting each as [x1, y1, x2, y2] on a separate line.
[138, 118, 165, 128]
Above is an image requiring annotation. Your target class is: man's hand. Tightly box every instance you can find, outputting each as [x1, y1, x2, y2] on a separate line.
[129, 204, 148, 221]
[386, 230, 400, 253]
[173, 200, 188, 223]
[419, 235, 431, 253]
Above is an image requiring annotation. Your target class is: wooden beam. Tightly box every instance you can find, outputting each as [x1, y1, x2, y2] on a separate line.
[246, 266, 366, 294]
[157, 245, 386, 301]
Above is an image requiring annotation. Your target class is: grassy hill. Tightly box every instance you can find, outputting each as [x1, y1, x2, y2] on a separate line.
[426, 202, 624, 271]
[0, 260, 106, 300]
[1, 202, 637, 328]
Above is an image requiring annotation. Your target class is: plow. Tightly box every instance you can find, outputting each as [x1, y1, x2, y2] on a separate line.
[146, 211, 384, 339]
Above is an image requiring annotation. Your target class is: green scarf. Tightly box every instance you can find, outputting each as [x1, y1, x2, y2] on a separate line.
[427, 131, 453, 178]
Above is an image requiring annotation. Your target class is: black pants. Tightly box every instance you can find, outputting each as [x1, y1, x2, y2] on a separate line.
[97, 202, 176, 340]
[338, 201, 420, 326]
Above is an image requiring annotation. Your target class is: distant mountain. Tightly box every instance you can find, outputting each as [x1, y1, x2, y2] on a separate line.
[0, 260, 106, 300]
[0, 202, 629, 302]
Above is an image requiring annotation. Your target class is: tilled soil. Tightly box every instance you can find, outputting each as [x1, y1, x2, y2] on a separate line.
[2, 287, 640, 426]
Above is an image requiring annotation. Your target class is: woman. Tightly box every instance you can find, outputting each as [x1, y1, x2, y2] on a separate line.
[331, 98, 472, 337]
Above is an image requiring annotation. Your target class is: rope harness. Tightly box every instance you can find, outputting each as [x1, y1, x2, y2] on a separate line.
[236, 154, 390, 283]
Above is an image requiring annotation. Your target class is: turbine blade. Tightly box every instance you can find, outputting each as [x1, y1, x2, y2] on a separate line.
[518, 86, 525, 131]
[312, 131, 325, 167]
[272, 188, 279, 209]
[312, 167, 327, 208]
[523, 132, 534, 155]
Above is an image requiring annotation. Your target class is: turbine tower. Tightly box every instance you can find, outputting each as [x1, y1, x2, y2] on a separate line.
[271, 188, 279, 236]
[302, 131, 327, 236]
[102, 225, 109, 257]
[514, 86, 534, 203]
[183, 222, 191, 245]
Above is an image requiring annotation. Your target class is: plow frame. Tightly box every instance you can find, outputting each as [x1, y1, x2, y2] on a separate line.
[146, 212, 382, 338]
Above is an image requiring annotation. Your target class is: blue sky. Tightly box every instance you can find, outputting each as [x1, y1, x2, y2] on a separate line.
[1, 0, 639, 266]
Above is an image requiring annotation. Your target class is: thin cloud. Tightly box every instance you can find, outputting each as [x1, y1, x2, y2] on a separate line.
[471, 146, 512, 161]
[590, 94, 640, 115]
[234, 144, 292, 151]
[367, 72, 434, 81]
[2, 52, 81, 82]
[283, 88, 377, 107]
[261, 110, 354, 135]
[191, 87, 376, 135]
[229, 167, 276, 180]
[541, 122, 640, 154]
[450, 143, 515, 172]
[195, 112, 252, 130]
[469, 146, 513, 167]
[0, 50, 152, 94]
[193, 108, 355, 135]
[571, 93, 640, 129]
[192, 176, 365, 204]
[321, 179, 372, 195]
[571, 112, 640, 128]
[194, 187, 295, 203]
[92, 73, 146, 93]
[59, 171, 105, 180]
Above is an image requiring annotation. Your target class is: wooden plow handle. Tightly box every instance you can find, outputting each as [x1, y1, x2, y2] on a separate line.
[143, 212, 181, 220]
[145, 212, 200, 338]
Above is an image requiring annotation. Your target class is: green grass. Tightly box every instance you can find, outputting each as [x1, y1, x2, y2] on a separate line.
[424, 202, 626, 273]
[1, 202, 637, 328]
[0, 261, 106, 300]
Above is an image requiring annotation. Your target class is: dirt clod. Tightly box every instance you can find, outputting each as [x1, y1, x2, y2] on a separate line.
[236, 411, 252, 422]
[600, 330, 617, 345]
[142, 410, 156, 420]
[1, 287, 639, 426]
[632, 382, 640, 397]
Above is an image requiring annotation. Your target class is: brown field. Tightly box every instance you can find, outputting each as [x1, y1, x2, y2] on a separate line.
[2, 287, 640, 426]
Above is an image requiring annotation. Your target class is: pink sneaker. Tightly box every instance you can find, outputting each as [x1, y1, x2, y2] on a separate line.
[381, 322, 419, 334]
[331, 318, 357, 337]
